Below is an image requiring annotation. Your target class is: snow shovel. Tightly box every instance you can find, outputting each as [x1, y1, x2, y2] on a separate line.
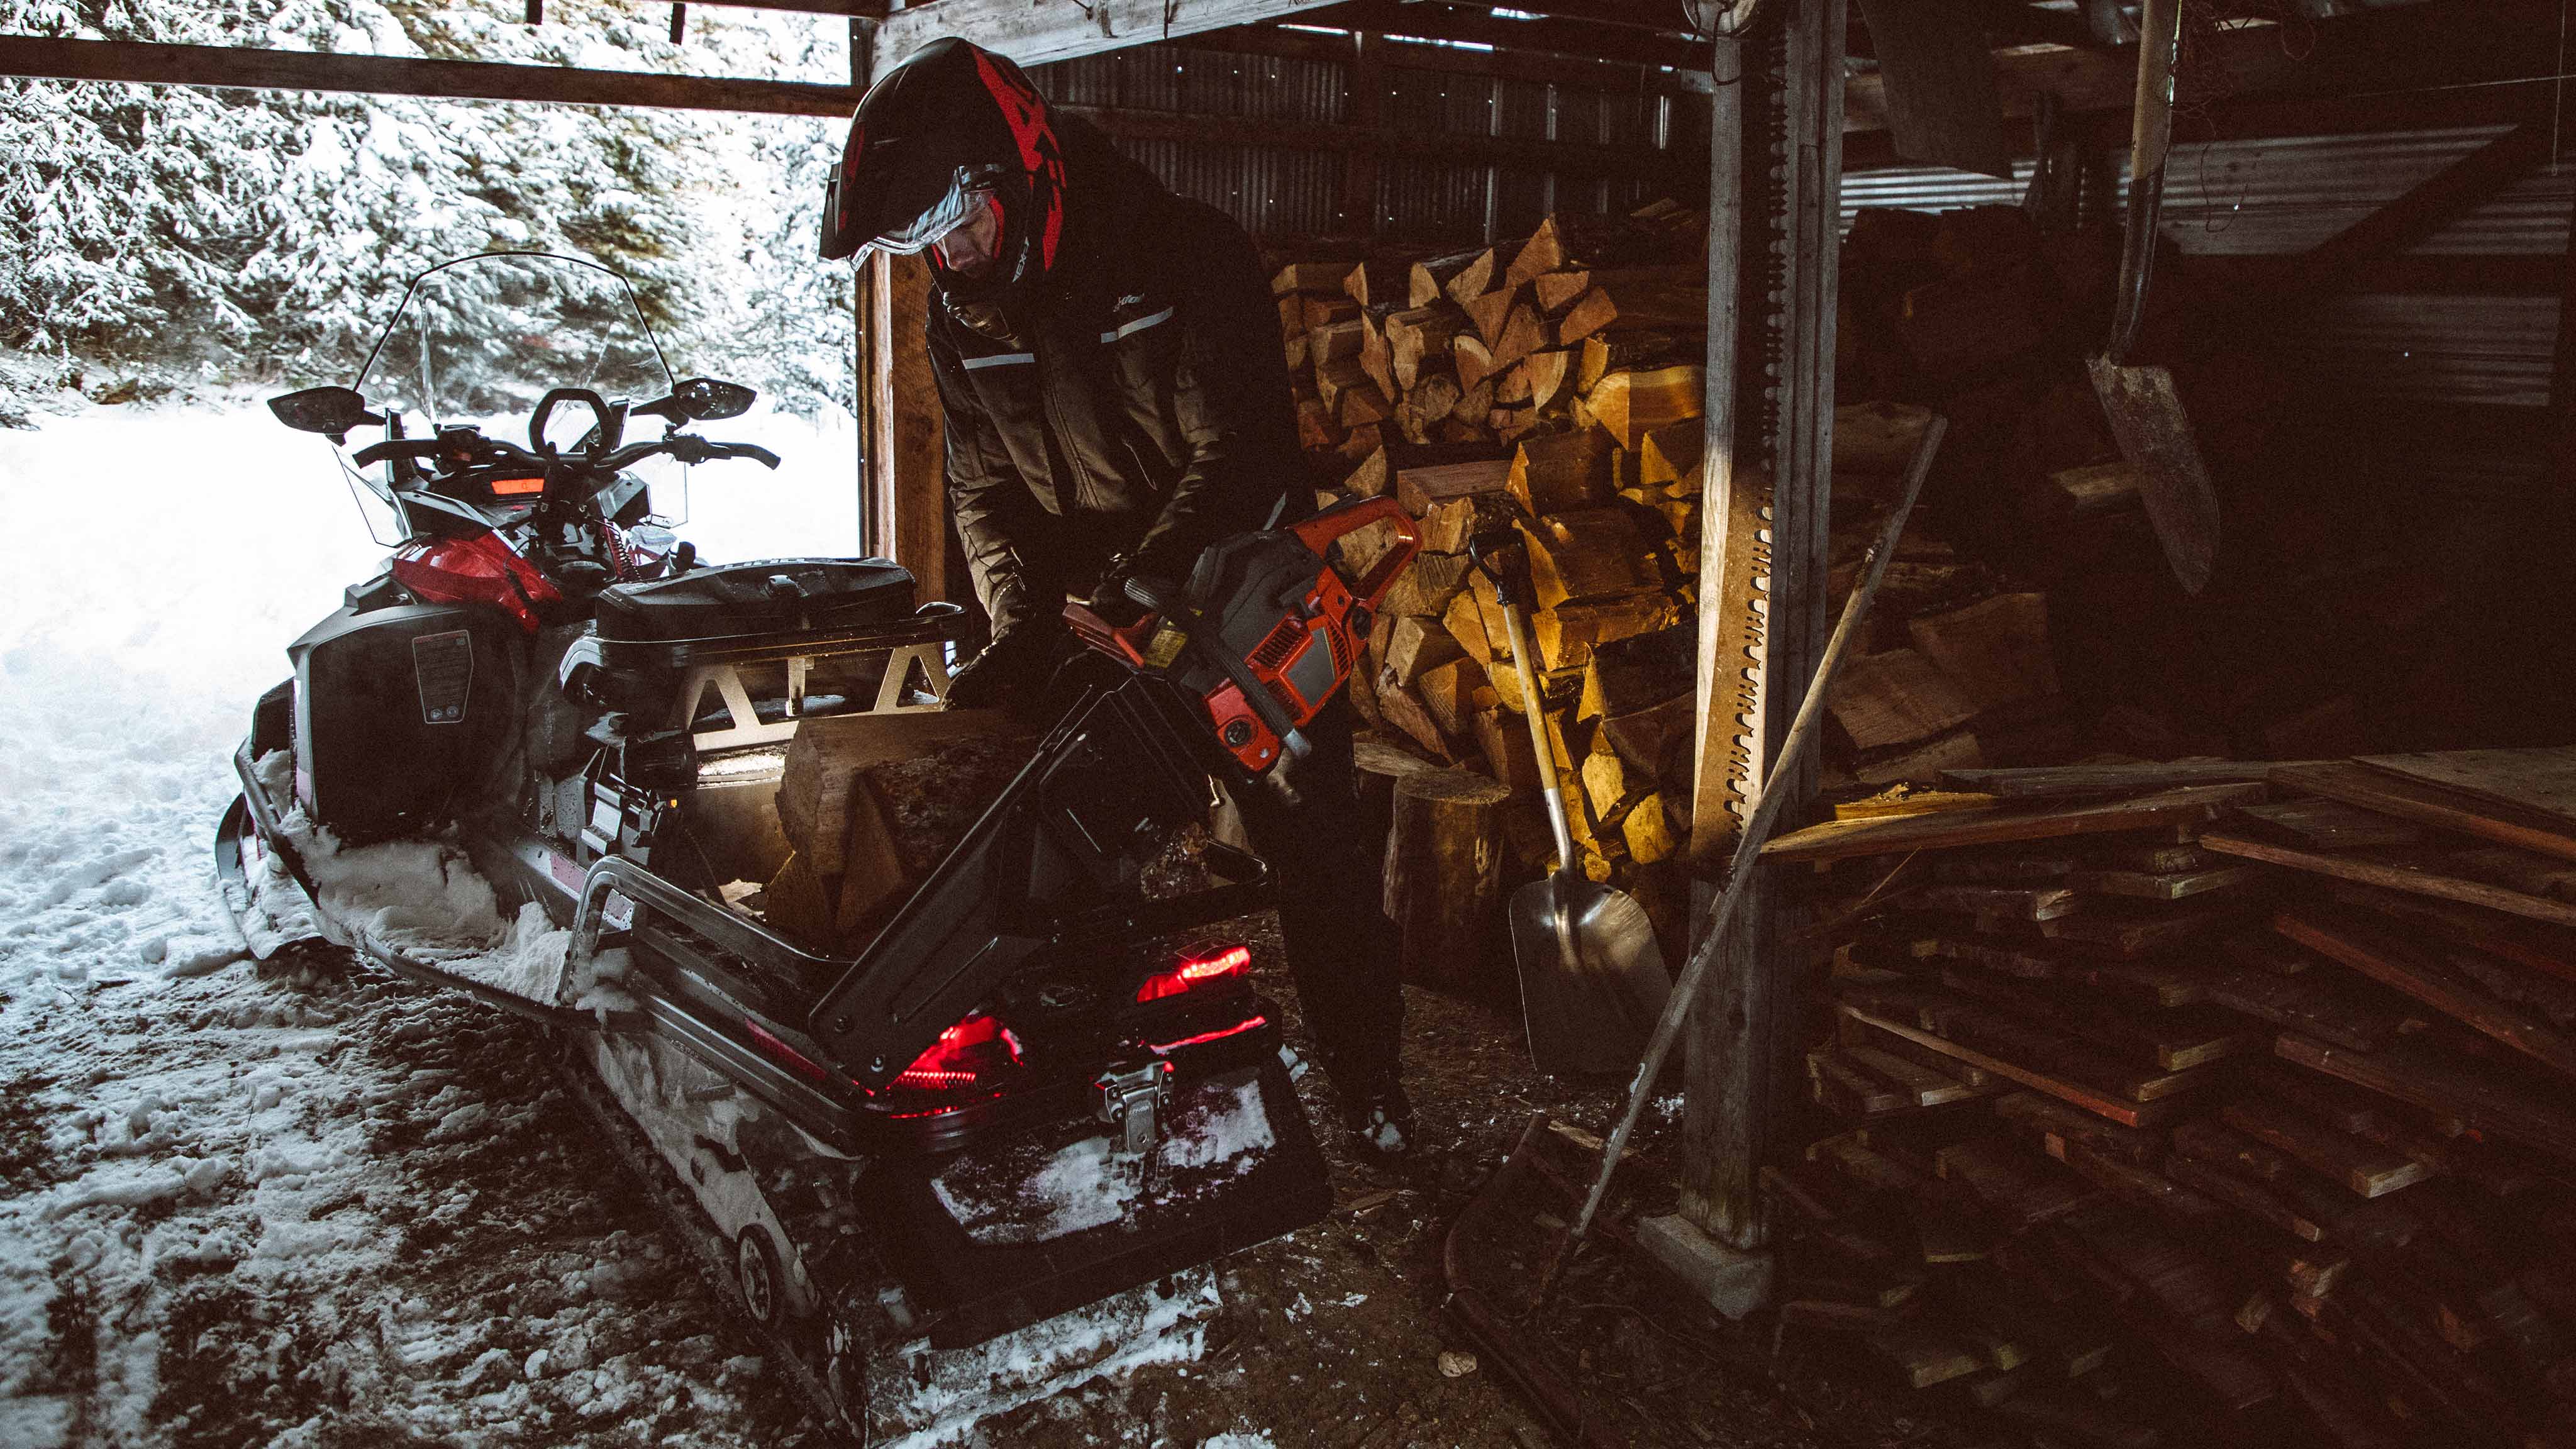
[2085, 0, 2221, 595]
[1475, 533, 1670, 1076]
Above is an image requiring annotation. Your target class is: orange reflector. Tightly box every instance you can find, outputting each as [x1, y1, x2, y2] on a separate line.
[489, 475, 547, 497]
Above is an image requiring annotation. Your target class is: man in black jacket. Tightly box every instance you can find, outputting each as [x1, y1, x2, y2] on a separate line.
[822, 37, 1411, 1155]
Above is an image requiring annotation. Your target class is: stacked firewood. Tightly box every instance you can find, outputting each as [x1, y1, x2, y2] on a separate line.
[1763, 750, 2576, 1446]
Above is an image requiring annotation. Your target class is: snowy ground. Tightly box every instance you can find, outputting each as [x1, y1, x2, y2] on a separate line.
[0, 402, 855, 1446]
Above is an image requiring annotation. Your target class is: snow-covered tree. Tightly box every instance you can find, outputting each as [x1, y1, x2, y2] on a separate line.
[0, 0, 855, 414]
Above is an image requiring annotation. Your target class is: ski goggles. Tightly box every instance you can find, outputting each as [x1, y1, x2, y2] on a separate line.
[826, 168, 1002, 264]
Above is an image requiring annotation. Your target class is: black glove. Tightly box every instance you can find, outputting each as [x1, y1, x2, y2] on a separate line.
[944, 625, 1063, 709]
[1085, 553, 1177, 630]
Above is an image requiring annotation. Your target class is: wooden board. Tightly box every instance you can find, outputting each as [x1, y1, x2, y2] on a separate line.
[2357, 746, 2576, 834]
[2273, 758, 2576, 865]
[1765, 784, 2267, 863]
[2273, 904, 2576, 1077]
[2201, 831, 2576, 930]
[1911, 883, 2080, 921]
[1941, 760, 2294, 799]
[2219, 1097, 2429, 1199]
[2201, 966, 2404, 1055]
[2233, 796, 2423, 851]
[2068, 865, 2266, 901]
[2276, 1033, 2576, 1165]
[1838, 1006, 2180, 1130]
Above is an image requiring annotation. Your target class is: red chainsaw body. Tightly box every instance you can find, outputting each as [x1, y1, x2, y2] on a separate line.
[1067, 496, 1421, 771]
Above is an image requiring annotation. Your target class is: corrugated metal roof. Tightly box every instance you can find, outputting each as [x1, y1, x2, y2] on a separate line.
[1033, 45, 1665, 243]
[2273, 293, 2560, 406]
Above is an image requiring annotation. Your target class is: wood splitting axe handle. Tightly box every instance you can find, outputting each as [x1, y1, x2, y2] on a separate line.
[1470, 531, 1577, 870]
[1570, 414, 1948, 1241]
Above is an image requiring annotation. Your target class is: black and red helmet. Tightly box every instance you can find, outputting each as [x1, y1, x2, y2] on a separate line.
[819, 37, 1067, 292]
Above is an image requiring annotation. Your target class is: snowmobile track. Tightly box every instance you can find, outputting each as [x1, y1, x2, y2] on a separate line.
[548, 1048, 862, 1442]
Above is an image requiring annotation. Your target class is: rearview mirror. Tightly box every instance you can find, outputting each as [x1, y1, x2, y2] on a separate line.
[639, 377, 756, 423]
[268, 386, 382, 442]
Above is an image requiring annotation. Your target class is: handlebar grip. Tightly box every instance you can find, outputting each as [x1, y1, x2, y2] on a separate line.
[723, 444, 782, 470]
[351, 440, 441, 467]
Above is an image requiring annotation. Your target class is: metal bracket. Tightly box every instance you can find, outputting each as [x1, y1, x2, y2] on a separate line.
[1095, 1061, 1172, 1159]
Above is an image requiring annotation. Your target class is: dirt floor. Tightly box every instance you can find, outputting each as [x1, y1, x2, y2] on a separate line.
[0, 899, 1983, 1449]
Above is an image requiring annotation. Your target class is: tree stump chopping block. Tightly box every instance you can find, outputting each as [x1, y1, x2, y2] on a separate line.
[1383, 768, 1513, 991]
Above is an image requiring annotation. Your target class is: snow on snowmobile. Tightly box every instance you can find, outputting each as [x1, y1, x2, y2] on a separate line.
[214, 252, 1419, 1439]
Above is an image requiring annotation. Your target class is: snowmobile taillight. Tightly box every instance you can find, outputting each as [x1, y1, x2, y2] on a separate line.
[893, 1014, 1024, 1092]
[1135, 943, 1251, 1003]
[488, 475, 547, 497]
[390, 530, 562, 633]
[744, 1018, 833, 1087]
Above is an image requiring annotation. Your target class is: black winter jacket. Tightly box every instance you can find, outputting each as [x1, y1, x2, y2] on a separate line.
[926, 118, 1302, 638]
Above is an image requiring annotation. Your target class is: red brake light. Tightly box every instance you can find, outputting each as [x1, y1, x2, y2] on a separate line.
[745, 1018, 831, 1086]
[1136, 944, 1252, 1003]
[894, 1015, 1023, 1092]
[390, 530, 562, 633]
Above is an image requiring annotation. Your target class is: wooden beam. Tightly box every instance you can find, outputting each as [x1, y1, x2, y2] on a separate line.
[874, 0, 1340, 69]
[1856, 0, 2012, 177]
[1299, 0, 1713, 73]
[863, 253, 949, 602]
[1680, 0, 1848, 1260]
[1341, 31, 1384, 232]
[1057, 101, 1677, 179]
[0, 33, 859, 114]
[1209, 19, 1710, 94]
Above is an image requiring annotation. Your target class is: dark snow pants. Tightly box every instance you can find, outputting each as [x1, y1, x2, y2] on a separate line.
[1230, 696, 1405, 1097]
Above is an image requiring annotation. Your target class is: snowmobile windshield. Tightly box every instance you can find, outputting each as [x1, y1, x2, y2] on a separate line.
[353, 253, 674, 439]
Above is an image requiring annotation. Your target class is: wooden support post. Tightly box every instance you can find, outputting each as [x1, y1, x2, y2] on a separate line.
[863, 252, 950, 602]
[1341, 32, 1384, 234]
[1679, 0, 1847, 1258]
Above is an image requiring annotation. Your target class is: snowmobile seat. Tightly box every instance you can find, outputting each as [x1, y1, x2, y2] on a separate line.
[594, 558, 917, 644]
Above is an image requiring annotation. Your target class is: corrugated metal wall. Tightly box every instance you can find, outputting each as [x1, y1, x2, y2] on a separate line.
[1030, 41, 1675, 245]
[1843, 126, 2572, 409]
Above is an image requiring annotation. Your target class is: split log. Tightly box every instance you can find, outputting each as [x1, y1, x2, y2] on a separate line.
[1409, 248, 1486, 309]
[1416, 655, 1491, 739]
[1828, 647, 1979, 751]
[1507, 430, 1618, 515]
[1492, 303, 1548, 371]
[1577, 623, 1694, 721]
[1394, 457, 1510, 517]
[1578, 326, 1704, 394]
[1524, 348, 1575, 412]
[1275, 293, 1306, 341]
[1640, 421, 1704, 493]
[1396, 370, 1463, 447]
[1558, 278, 1708, 346]
[1589, 364, 1706, 449]
[1383, 769, 1511, 989]
[1375, 675, 1455, 762]
[1301, 293, 1360, 335]
[1450, 375, 1497, 429]
[1379, 553, 1474, 619]
[1385, 306, 1465, 392]
[1441, 587, 1495, 663]
[1463, 287, 1519, 348]
[1294, 394, 1343, 452]
[1471, 708, 1541, 792]
[1503, 214, 1569, 290]
[1418, 491, 1516, 555]
[1453, 334, 1502, 394]
[1519, 509, 1650, 610]
[1533, 269, 1594, 315]
[1442, 248, 1499, 308]
[1358, 314, 1397, 402]
[1315, 355, 1370, 413]
[1343, 445, 1389, 499]
[1906, 592, 2056, 712]
[1273, 260, 1357, 295]
[1339, 382, 1392, 430]
[1493, 362, 1533, 408]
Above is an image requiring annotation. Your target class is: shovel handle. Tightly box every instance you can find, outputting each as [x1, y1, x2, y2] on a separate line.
[2109, 0, 2181, 363]
[1572, 414, 1948, 1242]
[1471, 530, 1577, 868]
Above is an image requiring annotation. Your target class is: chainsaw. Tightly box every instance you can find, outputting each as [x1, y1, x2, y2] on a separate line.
[1065, 496, 1420, 775]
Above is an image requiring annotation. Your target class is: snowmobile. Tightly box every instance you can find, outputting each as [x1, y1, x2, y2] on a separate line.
[214, 252, 1419, 1437]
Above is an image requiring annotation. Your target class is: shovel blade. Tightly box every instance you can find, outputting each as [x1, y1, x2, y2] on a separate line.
[1509, 873, 1671, 1076]
[2087, 354, 2220, 594]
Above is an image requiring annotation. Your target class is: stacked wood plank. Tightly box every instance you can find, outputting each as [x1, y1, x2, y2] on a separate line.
[1765, 747, 2576, 1446]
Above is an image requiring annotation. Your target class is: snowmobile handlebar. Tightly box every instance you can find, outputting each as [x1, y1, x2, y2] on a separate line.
[351, 430, 779, 486]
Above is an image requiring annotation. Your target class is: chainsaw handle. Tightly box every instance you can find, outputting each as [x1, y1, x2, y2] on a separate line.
[1292, 496, 1419, 608]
